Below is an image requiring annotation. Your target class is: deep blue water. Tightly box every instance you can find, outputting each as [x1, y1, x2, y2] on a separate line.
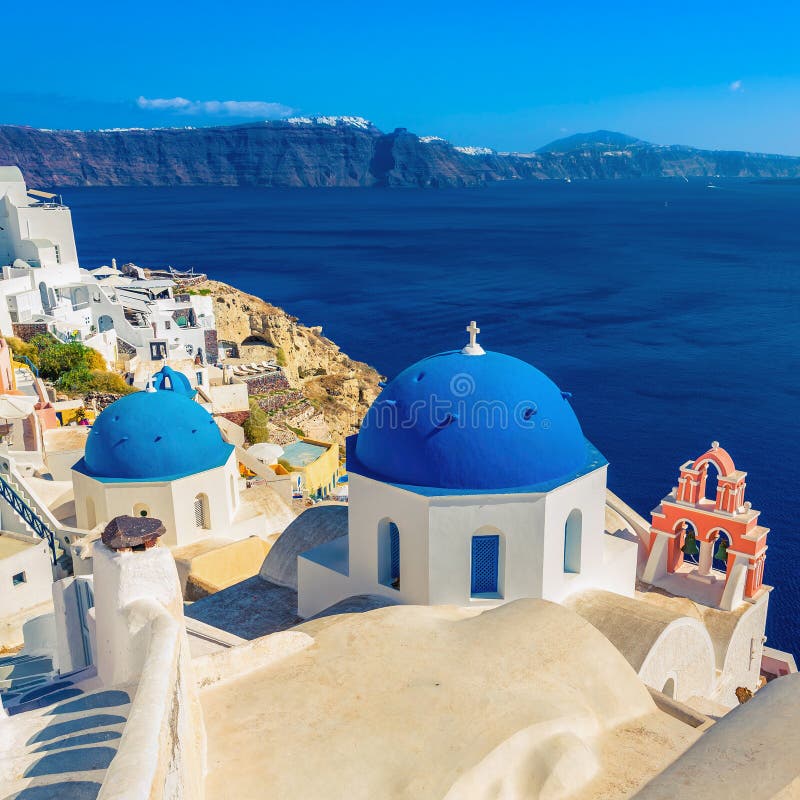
[61, 180, 800, 656]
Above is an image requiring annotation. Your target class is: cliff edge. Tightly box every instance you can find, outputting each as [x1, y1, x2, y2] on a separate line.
[196, 279, 382, 445]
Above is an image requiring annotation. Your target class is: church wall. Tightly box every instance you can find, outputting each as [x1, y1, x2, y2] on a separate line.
[73, 456, 240, 548]
[427, 493, 547, 606]
[73, 471, 178, 542]
[345, 474, 432, 605]
[170, 458, 239, 547]
[713, 593, 769, 708]
[540, 466, 621, 603]
[638, 619, 716, 703]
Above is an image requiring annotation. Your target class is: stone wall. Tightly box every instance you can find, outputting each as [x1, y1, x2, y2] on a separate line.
[11, 322, 48, 341]
[243, 371, 291, 395]
[93, 543, 206, 800]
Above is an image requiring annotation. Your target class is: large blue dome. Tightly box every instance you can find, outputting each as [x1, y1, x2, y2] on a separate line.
[78, 388, 233, 482]
[351, 350, 594, 492]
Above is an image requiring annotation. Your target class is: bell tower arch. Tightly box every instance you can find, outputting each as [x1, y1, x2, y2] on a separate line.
[642, 443, 769, 610]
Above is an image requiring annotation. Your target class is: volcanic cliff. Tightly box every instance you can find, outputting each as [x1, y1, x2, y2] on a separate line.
[2, 120, 800, 187]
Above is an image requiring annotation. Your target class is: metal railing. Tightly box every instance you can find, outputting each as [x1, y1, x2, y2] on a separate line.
[0, 471, 57, 563]
[15, 354, 38, 377]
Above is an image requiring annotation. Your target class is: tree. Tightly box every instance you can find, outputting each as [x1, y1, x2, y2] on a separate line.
[243, 399, 270, 443]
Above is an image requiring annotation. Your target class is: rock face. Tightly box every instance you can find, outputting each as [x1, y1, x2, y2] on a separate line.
[3, 122, 800, 187]
[199, 279, 381, 445]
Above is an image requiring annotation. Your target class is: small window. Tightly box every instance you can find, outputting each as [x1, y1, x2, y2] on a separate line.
[12, 571, 26, 587]
[165, 320, 171, 330]
[471, 535, 499, 596]
[54, 244, 61, 264]
[564, 509, 582, 574]
[196, 371, 203, 386]
[194, 494, 209, 529]
[378, 519, 400, 590]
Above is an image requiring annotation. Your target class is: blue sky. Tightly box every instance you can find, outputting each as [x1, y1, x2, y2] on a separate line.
[3, 0, 800, 154]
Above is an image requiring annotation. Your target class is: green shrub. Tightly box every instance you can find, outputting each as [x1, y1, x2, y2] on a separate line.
[10, 333, 112, 386]
[37, 341, 88, 380]
[243, 399, 271, 443]
[275, 347, 288, 367]
[7, 336, 40, 366]
[84, 348, 107, 371]
[56, 368, 135, 397]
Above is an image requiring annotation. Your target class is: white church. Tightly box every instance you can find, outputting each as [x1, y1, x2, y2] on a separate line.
[294, 322, 776, 710]
[299, 321, 636, 616]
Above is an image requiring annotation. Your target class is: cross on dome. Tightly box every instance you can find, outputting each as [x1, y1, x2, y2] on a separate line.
[462, 320, 485, 356]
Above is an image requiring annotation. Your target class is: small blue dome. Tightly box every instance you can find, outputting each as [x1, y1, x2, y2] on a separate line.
[152, 365, 196, 398]
[79, 389, 233, 482]
[352, 350, 590, 492]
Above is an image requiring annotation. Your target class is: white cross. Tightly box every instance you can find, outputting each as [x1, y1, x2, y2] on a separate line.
[462, 320, 485, 356]
[466, 321, 480, 348]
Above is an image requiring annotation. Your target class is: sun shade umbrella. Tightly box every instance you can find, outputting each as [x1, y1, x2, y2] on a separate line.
[0, 395, 37, 420]
[248, 442, 285, 465]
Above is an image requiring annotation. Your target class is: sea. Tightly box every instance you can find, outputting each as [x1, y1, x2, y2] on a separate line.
[61, 179, 800, 656]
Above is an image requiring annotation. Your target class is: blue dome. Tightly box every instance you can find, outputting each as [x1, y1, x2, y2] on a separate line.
[352, 350, 591, 492]
[79, 389, 233, 482]
[152, 365, 196, 398]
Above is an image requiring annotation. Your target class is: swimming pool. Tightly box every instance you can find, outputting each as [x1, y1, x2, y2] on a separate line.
[282, 441, 328, 467]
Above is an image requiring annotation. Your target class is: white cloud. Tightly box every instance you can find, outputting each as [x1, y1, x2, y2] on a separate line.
[136, 96, 293, 118]
[729, 80, 743, 92]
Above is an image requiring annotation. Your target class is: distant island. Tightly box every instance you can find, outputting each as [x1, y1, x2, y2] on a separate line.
[2, 119, 800, 188]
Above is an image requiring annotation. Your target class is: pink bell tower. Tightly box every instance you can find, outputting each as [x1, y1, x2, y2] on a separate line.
[643, 443, 769, 609]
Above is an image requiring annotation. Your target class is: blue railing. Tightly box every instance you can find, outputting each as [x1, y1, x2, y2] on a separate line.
[15, 355, 39, 377]
[0, 473, 57, 563]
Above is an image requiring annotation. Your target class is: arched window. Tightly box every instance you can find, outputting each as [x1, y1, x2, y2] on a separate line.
[378, 519, 400, 590]
[710, 530, 732, 573]
[564, 509, 582, 574]
[98, 315, 114, 333]
[85, 497, 96, 529]
[677, 520, 700, 567]
[133, 502, 150, 518]
[471, 534, 500, 597]
[194, 494, 210, 529]
[700, 461, 721, 503]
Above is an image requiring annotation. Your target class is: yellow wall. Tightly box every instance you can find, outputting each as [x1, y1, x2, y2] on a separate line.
[60, 407, 98, 426]
[295, 439, 339, 497]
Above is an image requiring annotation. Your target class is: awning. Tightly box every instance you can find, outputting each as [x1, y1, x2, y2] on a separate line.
[27, 189, 57, 199]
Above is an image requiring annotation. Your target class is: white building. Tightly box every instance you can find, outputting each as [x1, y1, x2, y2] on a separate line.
[0, 167, 91, 339]
[87, 269, 217, 364]
[0, 530, 54, 647]
[0, 166, 218, 368]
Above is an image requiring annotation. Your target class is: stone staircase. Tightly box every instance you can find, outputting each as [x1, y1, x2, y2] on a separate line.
[0, 676, 131, 800]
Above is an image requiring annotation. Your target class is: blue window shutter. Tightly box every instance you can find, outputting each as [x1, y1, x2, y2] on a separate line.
[471, 535, 499, 595]
[390, 523, 400, 584]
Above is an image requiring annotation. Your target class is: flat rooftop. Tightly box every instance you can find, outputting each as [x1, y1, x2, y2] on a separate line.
[0, 531, 41, 558]
[200, 600, 700, 800]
